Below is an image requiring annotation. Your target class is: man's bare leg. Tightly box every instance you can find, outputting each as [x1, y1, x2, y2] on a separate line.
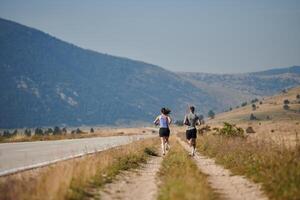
[191, 138, 196, 156]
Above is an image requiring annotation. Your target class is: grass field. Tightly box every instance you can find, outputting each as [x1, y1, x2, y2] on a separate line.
[158, 138, 218, 200]
[208, 87, 300, 147]
[0, 138, 159, 200]
[197, 134, 300, 200]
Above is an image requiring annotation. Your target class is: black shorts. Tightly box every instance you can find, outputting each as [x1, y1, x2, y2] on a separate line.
[159, 128, 170, 137]
[186, 128, 197, 140]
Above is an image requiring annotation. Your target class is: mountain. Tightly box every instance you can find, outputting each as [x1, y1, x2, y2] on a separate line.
[0, 18, 299, 128]
[0, 18, 218, 128]
[178, 66, 300, 110]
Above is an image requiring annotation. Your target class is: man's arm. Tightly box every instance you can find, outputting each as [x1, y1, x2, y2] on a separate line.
[183, 115, 188, 126]
[195, 115, 201, 126]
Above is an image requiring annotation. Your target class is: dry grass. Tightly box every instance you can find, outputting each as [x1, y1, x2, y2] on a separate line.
[0, 138, 159, 200]
[206, 87, 300, 147]
[197, 134, 300, 200]
[158, 138, 218, 200]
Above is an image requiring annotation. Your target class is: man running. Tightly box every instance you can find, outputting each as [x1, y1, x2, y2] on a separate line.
[154, 108, 172, 155]
[183, 106, 201, 156]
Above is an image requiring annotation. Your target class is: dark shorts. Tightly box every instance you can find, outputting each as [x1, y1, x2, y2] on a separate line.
[159, 128, 170, 137]
[186, 128, 197, 140]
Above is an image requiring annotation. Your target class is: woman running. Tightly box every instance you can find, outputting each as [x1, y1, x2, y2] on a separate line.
[154, 108, 172, 155]
[184, 106, 201, 156]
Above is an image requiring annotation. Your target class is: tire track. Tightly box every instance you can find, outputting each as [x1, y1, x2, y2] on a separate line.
[176, 135, 268, 200]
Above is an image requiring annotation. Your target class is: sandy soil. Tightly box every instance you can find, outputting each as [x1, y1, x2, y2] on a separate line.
[97, 155, 162, 200]
[176, 134, 268, 200]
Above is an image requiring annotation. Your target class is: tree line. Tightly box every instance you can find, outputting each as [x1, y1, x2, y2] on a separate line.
[0, 127, 95, 138]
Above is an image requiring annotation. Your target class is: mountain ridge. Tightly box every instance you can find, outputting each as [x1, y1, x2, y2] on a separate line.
[0, 18, 217, 128]
[0, 17, 299, 128]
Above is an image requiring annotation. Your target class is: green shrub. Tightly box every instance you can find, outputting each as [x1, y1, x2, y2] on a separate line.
[283, 99, 290, 104]
[283, 104, 290, 110]
[208, 110, 215, 119]
[250, 113, 257, 120]
[53, 126, 62, 135]
[35, 128, 44, 136]
[241, 102, 247, 107]
[216, 122, 244, 137]
[24, 129, 32, 137]
[174, 120, 184, 126]
[251, 98, 259, 103]
[3, 130, 11, 138]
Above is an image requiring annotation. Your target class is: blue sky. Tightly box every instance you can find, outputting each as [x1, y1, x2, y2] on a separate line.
[0, 0, 299, 73]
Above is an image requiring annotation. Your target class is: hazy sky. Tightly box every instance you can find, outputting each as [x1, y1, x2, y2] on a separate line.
[1, 0, 300, 73]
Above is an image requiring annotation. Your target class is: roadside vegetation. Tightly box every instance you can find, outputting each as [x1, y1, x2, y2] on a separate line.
[0, 127, 135, 143]
[158, 139, 218, 200]
[0, 138, 159, 200]
[197, 132, 300, 200]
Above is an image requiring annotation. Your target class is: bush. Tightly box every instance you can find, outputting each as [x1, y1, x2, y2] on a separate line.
[90, 128, 94, 133]
[174, 120, 184, 126]
[241, 102, 247, 107]
[297, 94, 300, 99]
[24, 129, 32, 137]
[44, 128, 53, 135]
[35, 128, 44, 136]
[217, 122, 244, 137]
[283, 99, 290, 104]
[3, 130, 11, 137]
[12, 129, 18, 137]
[208, 110, 215, 119]
[246, 126, 255, 134]
[53, 126, 62, 135]
[62, 127, 67, 134]
[282, 89, 287, 93]
[250, 113, 257, 120]
[283, 104, 290, 110]
[76, 128, 83, 134]
[252, 104, 256, 111]
[251, 98, 259, 103]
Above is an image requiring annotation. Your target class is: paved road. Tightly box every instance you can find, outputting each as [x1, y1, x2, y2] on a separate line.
[0, 134, 154, 176]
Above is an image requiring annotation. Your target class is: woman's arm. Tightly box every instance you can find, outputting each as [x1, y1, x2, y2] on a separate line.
[167, 116, 172, 124]
[153, 116, 160, 125]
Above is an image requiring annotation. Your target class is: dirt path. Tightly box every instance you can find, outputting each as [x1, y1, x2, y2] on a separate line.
[176, 135, 268, 200]
[98, 155, 162, 200]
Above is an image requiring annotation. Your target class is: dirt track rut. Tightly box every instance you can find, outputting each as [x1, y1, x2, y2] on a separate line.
[176, 135, 268, 200]
[99, 155, 162, 200]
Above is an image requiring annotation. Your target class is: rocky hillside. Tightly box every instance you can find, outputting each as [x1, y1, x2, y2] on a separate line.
[0, 18, 217, 128]
[178, 66, 300, 110]
[0, 18, 299, 128]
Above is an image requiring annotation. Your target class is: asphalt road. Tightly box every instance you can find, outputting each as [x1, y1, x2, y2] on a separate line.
[0, 134, 154, 176]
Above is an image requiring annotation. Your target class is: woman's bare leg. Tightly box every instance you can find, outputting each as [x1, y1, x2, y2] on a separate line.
[161, 137, 166, 155]
[165, 137, 170, 150]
